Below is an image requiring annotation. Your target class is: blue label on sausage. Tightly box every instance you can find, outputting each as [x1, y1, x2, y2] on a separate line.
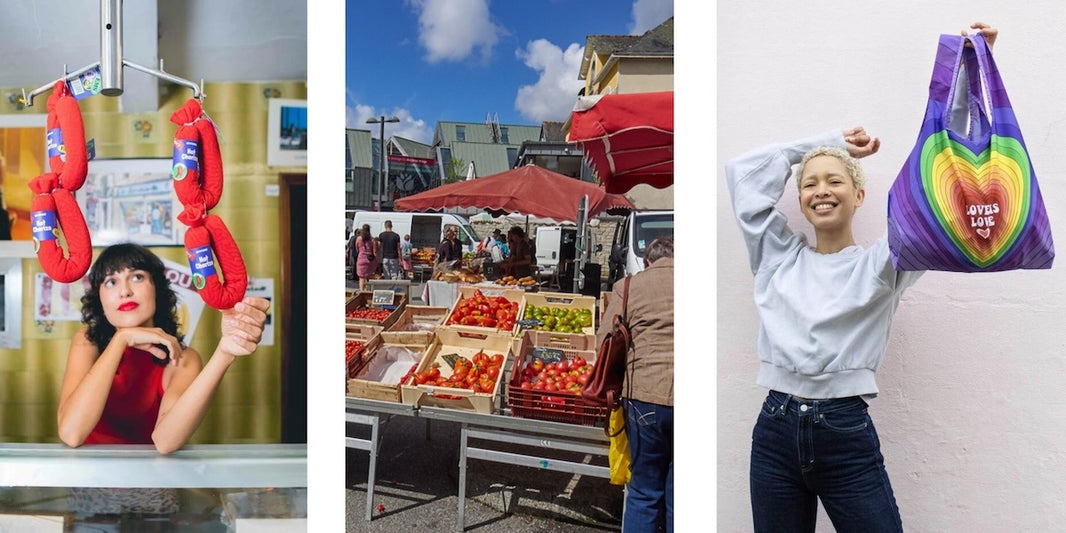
[31, 210, 59, 242]
[46, 128, 65, 159]
[188, 245, 216, 289]
[172, 139, 199, 181]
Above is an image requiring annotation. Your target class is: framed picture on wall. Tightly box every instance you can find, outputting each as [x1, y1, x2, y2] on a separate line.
[76, 158, 187, 247]
[267, 98, 308, 167]
[0, 114, 47, 244]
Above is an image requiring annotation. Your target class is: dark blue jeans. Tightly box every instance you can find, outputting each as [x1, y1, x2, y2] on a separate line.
[750, 390, 902, 533]
[624, 398, 673, 533]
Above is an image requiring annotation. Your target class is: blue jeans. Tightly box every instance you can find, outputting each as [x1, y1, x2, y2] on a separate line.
[750, 390, 902, 533]
[624, 398, 673, 533]
[381, 258, 401, 280]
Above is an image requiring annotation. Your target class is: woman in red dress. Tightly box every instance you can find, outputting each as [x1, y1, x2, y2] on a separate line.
[57, 243, 269, 454]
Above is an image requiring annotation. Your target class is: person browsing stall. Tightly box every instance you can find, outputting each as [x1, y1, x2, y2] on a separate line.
[355, 223, 377, 291]
[596, 235, 674, 532]
[437, 225, 461, 266]
[377, 220, 403, 280]
[57, 243, 270, 454]
[724, 22, 998, 532]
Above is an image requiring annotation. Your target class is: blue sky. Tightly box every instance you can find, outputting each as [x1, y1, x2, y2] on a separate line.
[345, 0, 674, 145]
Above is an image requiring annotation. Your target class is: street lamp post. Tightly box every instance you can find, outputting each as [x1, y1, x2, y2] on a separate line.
[366, 115, 400, 209]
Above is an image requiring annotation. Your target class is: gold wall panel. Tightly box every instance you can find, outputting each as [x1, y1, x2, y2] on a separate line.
[0, 80, 306, 445]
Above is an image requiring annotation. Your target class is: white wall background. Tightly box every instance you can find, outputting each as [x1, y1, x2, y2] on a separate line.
[716, 2, 1066, 531]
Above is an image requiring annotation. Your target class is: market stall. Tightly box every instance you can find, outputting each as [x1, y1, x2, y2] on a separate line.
[344, 288, 615, 528]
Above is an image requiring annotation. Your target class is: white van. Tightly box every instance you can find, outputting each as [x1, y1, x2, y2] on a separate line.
[606, 210, 673, 285]
[349, 211, 480, 255]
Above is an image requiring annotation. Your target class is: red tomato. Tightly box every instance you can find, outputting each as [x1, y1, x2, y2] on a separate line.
[555, 361, 569, 372]
[544, 382, 558, 392]
[490, 353, 505, 366]
[531, 359, 545, 372]
[520, 381, 532, 390]
[577, 374, 590, 386]
[460, 316, 478, 326]
[485, 366, 500, 380]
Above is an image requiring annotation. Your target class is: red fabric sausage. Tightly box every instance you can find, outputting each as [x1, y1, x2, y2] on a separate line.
[29, 173, 92, 283]
[170, 99, 223, 210]
[45, 81, 88, 191]
[180, 211, 247, 310]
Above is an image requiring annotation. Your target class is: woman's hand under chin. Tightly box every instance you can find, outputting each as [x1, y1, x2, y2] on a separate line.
[116, 327, 183, 365]
[217, 297, 271, 358]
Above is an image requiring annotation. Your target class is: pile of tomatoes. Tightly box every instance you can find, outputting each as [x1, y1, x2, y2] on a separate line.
[515, 355, 593, 395]
[446, 290, 518, 331]
[346, 307, 392, 322]
[409, 351, 506, 394]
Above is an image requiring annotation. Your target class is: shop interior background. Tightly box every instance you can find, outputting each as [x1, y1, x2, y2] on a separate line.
[0, 1, 308, 445]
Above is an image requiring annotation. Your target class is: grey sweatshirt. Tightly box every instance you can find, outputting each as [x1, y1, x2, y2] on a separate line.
[725, 130, 924, 399]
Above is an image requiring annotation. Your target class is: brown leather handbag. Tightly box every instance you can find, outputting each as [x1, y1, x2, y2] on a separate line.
[582, 277, 631, 420]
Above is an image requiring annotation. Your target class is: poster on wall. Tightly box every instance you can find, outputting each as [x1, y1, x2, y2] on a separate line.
[0, 115, 47, 243]
[77, 159, 186, 247]
[34, 273, 92, 322]
[245, 277, 275, 346]
[266, 98, 308, 167]
[160, 258, 208, 344]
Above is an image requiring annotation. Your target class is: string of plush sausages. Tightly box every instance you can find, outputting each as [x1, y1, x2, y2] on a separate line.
[170, 98, 247, 310]
[30, 81, 92, 283]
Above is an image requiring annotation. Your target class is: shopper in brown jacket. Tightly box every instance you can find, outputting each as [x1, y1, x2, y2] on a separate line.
[596, 235, 673, 532]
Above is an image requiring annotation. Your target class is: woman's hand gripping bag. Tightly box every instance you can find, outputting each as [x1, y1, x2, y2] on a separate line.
[887, 33, 1054, 272]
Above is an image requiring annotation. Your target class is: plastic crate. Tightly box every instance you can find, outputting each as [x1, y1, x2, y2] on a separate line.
[506, 330, 607, 427]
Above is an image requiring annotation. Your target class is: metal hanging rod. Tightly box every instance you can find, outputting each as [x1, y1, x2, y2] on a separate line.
[20, 0, 204, 107]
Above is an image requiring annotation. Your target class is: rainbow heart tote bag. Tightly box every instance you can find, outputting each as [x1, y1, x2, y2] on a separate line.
[887, 33, 1054, 272]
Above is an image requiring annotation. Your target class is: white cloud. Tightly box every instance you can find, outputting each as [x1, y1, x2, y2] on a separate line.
[409, 0, 500, 63]
[629, 0, 673, 35]
[513, 39, 585, 123]
[346, 103, 434, 145]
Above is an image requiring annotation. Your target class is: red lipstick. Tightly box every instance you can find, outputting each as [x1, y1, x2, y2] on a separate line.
[118, 302, 139, 312]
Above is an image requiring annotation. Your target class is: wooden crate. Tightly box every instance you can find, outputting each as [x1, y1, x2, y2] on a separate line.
[387, 305, 449, 333]
[514, 291, 597, 337]
[347, 333, 432, 402]
[345, 325, 383, 380]
[399, 327, 514, 413]
[345, 291, 407, 330]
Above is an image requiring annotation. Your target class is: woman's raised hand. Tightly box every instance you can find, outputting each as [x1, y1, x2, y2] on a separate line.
[964, 22, 997, 50]
[117, 327, 183, 365]
[217, 297, 271, 358]
[843, 126, 881, 159]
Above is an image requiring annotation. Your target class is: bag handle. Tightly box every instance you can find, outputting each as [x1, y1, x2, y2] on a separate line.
[935, 33, 995, 139]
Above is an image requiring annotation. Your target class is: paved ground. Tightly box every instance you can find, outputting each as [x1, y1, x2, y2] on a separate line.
[344, 414, 624, 532]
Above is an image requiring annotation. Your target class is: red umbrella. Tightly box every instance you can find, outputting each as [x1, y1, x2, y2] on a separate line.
[393, 164, 633, 223]
[567, 91, 673, 194]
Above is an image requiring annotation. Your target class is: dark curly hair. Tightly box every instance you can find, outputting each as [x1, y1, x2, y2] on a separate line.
[80, 243, 183, 352]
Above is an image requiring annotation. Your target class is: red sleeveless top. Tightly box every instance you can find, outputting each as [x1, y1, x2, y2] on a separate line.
[84, 347, 166, 445]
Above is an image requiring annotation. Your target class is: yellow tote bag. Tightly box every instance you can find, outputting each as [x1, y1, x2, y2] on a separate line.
[607, 406, 631, 485]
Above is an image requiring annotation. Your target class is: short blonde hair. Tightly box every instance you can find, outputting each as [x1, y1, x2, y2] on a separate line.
[797, 146, 865, 191]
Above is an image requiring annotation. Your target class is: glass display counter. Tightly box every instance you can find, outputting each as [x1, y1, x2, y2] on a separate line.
[0, 444, 306, 532]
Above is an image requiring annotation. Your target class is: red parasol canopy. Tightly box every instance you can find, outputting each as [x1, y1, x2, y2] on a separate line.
[393, 164, 633, 223]
[567, 91, 673, 194]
